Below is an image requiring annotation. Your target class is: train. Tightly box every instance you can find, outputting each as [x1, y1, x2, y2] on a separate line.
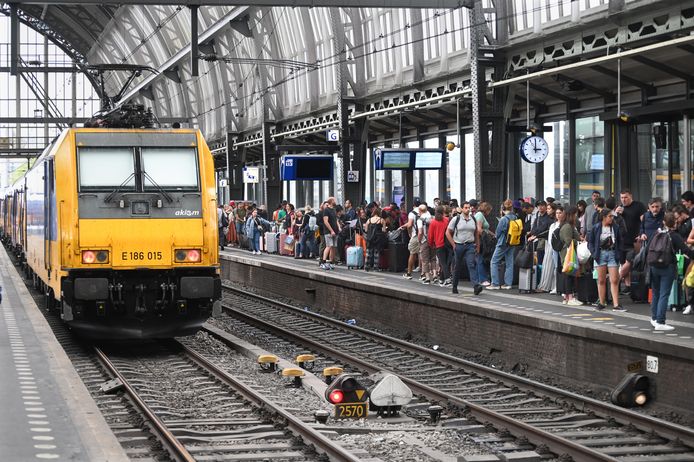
[1, 126, 222, 339]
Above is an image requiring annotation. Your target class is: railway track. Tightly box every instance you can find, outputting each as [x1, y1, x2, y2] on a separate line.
[95, 340, 361, 462]
[219, 283, 694, 462]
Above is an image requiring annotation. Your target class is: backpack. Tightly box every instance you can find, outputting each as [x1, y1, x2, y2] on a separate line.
[646, 229, 674, 268]
[480, 230, 496, 259]
[507, 217, 523, 246]
[308, 215, 318, 232]
[221, 212, 229, 228]
[550, 227, 563, 252]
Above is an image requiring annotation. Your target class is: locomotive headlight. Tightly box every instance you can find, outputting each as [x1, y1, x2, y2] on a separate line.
[82, 250, 109, 264]
[175, 249, 201, 263]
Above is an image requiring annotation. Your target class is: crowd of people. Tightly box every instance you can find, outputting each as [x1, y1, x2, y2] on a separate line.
[218, 189, 694, 331]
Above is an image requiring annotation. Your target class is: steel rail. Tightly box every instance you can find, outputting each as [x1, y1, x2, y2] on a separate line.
[223, 284, 694, 447]
[94, 347, 196, 462]
[221, 285, 694, 459]
[180, 343, 362, 462]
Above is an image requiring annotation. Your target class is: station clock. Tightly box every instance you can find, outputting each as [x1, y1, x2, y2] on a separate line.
[519, 135, 549, 163]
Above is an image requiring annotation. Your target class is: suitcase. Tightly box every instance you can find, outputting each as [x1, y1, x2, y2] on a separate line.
[669, 275, 686, 310]
[265, 232, 279, 254]
[630, 270, 649, 303]
[346, 246, 364, 269]
[388, 241, 408, 273]
[238, 233, 249, 250]
[576, 273, 599, 304]
[518, 266, 536, 293]
[294, 242, 303, 259]
[280, 234, 295, 256]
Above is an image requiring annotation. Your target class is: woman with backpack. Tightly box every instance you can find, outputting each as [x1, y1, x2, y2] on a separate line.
[364, 207, 387, 271]
[488, 199, 521, 290]
[647, 212, 694, 330]
[587, 208, 625, 312]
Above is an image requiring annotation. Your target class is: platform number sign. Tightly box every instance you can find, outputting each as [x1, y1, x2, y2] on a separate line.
[327, 129, 340, 142]
[646, 355, 658, 374]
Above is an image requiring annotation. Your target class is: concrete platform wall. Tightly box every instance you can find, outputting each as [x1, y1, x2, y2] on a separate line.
[222, 256, 694, 415]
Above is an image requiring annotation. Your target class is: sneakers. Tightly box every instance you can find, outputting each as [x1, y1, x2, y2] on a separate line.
[328, 263, 335, 270]
[620, 286, 632, 295]
[595, 303, 606, 311]
[403, 273, 412, 280]
[501, 285, 512, 290]
[422, 278, 430, 285]
[612, 305, 627, 312]
[487, 285, 500, 290]
[413, 266, 420, 273]
[654, 323, 675, 331]
[650, 319, 658, 328]
[481, 281, 491, 287]
[567, 299, 583, 306]
[444, 279, 452, 286]
[319, 263, 330, 270]
[474, 284, 484, 295]
[683, 305, 692, 315]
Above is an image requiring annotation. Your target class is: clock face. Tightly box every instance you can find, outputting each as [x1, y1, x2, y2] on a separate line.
[520, 135, 549, 163]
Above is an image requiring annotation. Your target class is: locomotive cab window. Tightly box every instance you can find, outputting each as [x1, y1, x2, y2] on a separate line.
[141, 148, 199, 191]
[78, 147, 136, 191]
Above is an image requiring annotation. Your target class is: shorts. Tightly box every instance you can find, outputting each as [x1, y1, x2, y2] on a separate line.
[597, 249, 619, 268]
[624, 247, 635, 264]
[324, 234, 338, 248]
[408, 235, 420, 255]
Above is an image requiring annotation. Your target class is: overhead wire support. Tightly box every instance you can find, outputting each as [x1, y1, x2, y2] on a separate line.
[200, 54, 318, 72]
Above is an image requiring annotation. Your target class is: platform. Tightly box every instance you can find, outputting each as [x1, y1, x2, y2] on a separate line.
[0, 248, 127, 461]
[221, 247, 694, 417]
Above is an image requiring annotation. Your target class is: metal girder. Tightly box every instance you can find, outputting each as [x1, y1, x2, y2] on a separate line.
[0, 66, 80, 73]
[115, 6, 249, 106]
[16, 0, 472, 6]
[528, 82, 577, 104]
[591, 65, 655, 94]
[630, 55, 693, 83]
[0, 117, 189, 123]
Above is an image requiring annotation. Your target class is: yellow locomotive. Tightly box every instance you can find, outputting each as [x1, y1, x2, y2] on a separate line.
[2, 127, 221, 339]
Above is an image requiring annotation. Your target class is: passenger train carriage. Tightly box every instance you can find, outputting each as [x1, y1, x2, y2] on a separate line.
[1, 128, 221, 339]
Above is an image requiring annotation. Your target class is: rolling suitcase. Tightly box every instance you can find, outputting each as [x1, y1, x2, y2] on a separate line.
[576, 272, 599, 304]
[630, 270, 649, 303]
[388, 241, 408, 273]
[265, 232, 279, 254]
[346, 246, 364, 269]
[280, 234, 295, 256]
[239, 233, 250, 250]
[669, 275, 686, 310]
[518, 266, 536, 293]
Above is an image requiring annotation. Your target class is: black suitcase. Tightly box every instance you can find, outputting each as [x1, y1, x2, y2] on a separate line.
[669, 275, 686, 310]
[630, 270, 649, 303]
[576, 273, 599, 304]
[388, 241, 408, 273]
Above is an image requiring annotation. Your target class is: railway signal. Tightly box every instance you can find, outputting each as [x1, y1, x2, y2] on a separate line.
[324, 374, 369, 419]
[610, 373, 649, 407]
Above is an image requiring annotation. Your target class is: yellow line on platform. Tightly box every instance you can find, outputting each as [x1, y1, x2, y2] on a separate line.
[591, 318, 614, 321]
[566, 313, 593, 317]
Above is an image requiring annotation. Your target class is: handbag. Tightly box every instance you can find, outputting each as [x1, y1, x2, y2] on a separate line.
[283, 235, 295, 252]
[577, 241, 591, 264]
[514, 246, 534, 269]
[562, 241, 579, 275]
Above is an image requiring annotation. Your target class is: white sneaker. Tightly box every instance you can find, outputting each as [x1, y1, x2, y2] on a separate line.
[654, 323, 675, 331]
[650, 319, 657, 328]
[683, 305, 692, 315]
[501, 285, 513, 290]
[567, 299, 583, 306]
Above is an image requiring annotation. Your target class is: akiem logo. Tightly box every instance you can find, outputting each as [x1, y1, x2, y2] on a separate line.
[175, 209, 200, 216]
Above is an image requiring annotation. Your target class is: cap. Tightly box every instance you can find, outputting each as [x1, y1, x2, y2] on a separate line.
[512, 200, 522, 210]
[469, 199, 479, 207]
[229, 200, 235, 207]
[546, 197, 556, 203]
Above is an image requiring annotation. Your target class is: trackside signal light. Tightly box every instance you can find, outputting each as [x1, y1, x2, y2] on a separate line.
[329, 390, 344, 404]
[611, 373, 649, 407]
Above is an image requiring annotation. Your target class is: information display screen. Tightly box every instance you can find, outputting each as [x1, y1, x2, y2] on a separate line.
[374, 148, 444, 170]
[281, 155, 333, 181]
[414, 150, 443, 169]
[383, 152, 412, 169]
